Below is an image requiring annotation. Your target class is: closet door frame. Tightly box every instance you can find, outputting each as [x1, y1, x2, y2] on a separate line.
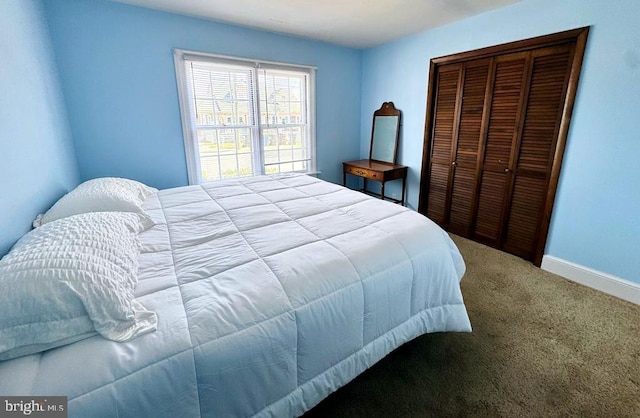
[419, 27, 589, 266]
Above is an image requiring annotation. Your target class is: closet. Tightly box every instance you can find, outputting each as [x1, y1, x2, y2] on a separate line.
[418, 28, 589, 266]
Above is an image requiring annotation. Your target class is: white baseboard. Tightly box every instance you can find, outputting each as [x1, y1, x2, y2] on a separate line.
[541, 255, 640, 305]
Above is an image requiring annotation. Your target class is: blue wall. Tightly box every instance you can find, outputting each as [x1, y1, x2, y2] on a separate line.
[0, 0, 79, 257]
[43, 0, 362, 189]
[361, 0, 640, 283]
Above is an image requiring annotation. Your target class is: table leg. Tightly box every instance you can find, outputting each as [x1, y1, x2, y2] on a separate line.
[401, 177, 406, 206]
[343, 171, 346, 186]
[381, 182, 385, 200]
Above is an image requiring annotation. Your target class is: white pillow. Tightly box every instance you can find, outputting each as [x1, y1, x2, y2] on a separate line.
[35, 177, 157, 227]
[0, 212, 157, 361]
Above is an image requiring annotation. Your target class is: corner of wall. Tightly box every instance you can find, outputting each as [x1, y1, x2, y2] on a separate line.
[0, 0, 80, 257]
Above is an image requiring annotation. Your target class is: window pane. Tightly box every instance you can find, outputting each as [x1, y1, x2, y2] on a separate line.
[279, 148, 293, 163]
[196, 127, 256, 180]
[238, 153, 254, 177]
[290, 101, 303, 124]
[218, 129, 237, 153]
[284, 127, 302, 148]
[197, 129, 217, 147]
[235, 100, 251, 126]
[232, 72, 250, 100]
[237, 129, 252, 152]
[264, 149, 279, 165]
[278, 162, 294, 173]
[265, 165, 279, 175]
[220, 154, 239, 179]
[293, 147, 306, 162]
[197, 130, 218, 181]
[192, 68, 213, 99]
[263, 128, 278, 161]
[195, 100, 214, 126]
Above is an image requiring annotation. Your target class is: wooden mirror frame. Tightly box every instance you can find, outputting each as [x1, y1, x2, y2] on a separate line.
[369, 102, 401, 164]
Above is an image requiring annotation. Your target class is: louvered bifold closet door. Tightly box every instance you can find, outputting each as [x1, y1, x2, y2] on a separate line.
[473, 53, 528, 246]
[426, 64, 461, 225]
[502, 45, 574, 259]
[448, 59, 491, 236]
[420, 28, 588, 266]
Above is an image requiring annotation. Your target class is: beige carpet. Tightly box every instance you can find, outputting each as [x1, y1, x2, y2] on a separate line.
[304, 234, 640, 417]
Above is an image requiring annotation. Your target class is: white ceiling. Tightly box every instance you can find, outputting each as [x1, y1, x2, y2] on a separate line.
[112, 0, 521, 49]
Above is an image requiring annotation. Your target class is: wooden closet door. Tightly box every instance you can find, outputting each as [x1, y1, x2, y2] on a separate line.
[502, 45, 574, 260]
[448, 59, 491, 236]
[473, 53, 529, 247]
[420, 28, 588, 266]
[425, 64, 461, 225]
[425, 60, 491, 234]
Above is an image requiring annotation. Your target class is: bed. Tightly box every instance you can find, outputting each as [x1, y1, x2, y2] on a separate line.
[0, 173, 471, 417]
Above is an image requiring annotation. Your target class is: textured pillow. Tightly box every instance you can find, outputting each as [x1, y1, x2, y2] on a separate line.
[0, 212, 157, 361]
[35, 177, 157, 227]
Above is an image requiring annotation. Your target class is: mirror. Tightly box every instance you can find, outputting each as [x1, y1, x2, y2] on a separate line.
[369, 102, 401, 164]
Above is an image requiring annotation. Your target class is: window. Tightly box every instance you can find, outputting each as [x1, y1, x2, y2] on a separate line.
[174, 50, 316, 184]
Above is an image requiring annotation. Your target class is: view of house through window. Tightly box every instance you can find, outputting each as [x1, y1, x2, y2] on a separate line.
[175, 51, 316, 183]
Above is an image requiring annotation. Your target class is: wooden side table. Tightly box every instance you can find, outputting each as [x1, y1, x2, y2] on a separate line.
[343, 159, 408, 205]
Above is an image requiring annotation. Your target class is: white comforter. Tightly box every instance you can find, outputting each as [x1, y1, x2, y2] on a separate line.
[0, 174, 471, 417]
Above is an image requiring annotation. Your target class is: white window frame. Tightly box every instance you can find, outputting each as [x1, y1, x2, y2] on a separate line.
[173, 49, 317, 184]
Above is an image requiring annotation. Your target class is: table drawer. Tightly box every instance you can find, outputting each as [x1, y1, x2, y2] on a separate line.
[345, 165, 380, 180]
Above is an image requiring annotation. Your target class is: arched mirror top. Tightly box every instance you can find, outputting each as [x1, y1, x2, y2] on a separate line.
[370, 102, 401, 164]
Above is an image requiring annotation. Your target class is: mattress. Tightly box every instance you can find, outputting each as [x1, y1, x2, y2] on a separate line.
[0, 173, 471, 417]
